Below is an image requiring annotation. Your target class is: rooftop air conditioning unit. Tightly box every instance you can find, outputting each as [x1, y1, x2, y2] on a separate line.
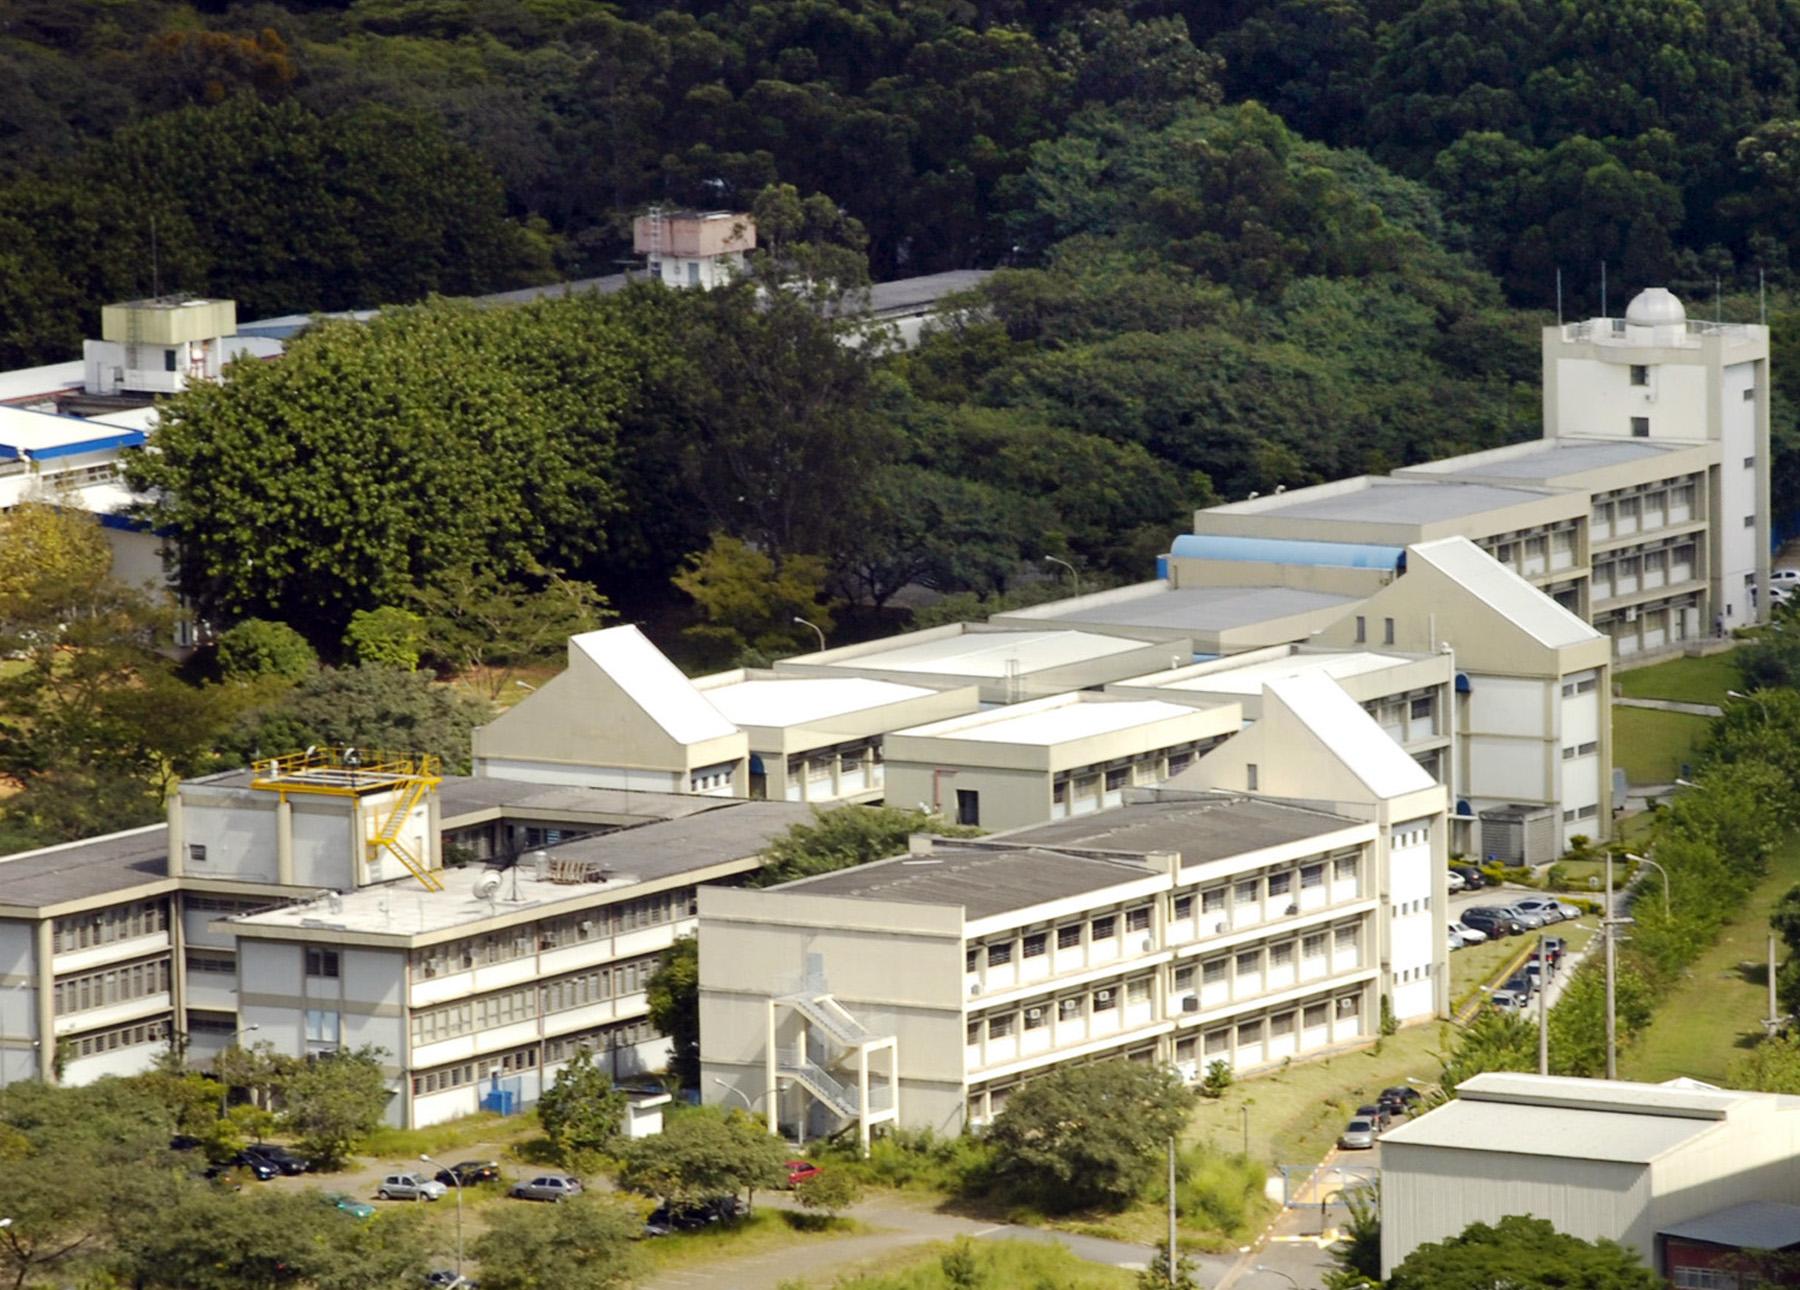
[1286, 904, 1299, 916]
[1095, 989, 1113, 1002]
[969, 982, 982, 997]
[1182, 996, 1200, 1013]
[1214, 921, 1228, 935]
[1141, 937, 1154, 952]
[1026, 1007, 1043, 1021]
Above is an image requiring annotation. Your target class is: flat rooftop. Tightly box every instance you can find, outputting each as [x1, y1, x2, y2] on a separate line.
[1148, 651, 1413, 696]
[434, 778, 726, 826]
[702, 677, 936, 727]
[897, 695, 1208, 746]
[821, 629, 1149, 678]
[233, 801, 812, 938]
[1217, 478, 1552, 526]
[0, 825, 170, 909]
[1422, 438, 1683, 484]
[1006, 794, 1362, 867]
[0, 404, 148, 459]
[1024, 585, 1358, 633]
[779, 845, 1157, 921]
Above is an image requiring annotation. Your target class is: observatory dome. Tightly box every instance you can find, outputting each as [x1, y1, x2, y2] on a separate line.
[1625, 287, 1686, 327]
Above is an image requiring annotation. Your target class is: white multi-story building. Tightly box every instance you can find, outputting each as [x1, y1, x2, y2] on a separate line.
[0, 750, 810, 1123]
[1181, 286, 1770, 657]
[700, 792, 1385, 1143]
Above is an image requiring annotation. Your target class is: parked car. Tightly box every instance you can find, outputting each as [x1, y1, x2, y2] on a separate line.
[243, 1143, 311, 1176]
[1339, 1118, 1377, 1150]
[1489, 991, 1526, 1012]
[644, 1197, 744, 1236]
[1354, 1103, 1391, 1133]
[1448, 925, 1466, 951]
[1451, 920, 1489, 945]
[325, 1192, 377, 1220]
[785, 1160, 823, 1188]
[509, 1173, 582, 1202]
[1772, 567, 1800, 586]
[377, 1173, 448, 1202]
[1446, 869, 1466, 893]
[1380, 1086, 1422, 1114]
[1461, 909, 1522, 938]
[1496, 904, 1548, 930]
[432, 1160, 502, 1188]
[216, 1152, 278, 1182]
[1450, 865, 1486, 890]
[169, 1134, 203, 1153]
[1508, 896, 1567, 924]
[1503, 972, 1537, 998]
[1539, 936, 1566, 964]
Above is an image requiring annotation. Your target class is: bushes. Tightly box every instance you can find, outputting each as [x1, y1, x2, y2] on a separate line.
[215, 618, 316, 682]
[1167, 1150, 1266, 1235]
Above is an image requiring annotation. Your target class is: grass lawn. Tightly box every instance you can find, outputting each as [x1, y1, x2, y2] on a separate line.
[1612, 707, 1712, 785]
[360, 1112, 534, 1160]
[1187, 1024, 1447, 1168]
[1614, 650, 1739, 706]
[1620, 836, 1800, 1085]
[818, 1239, 1136, 1289]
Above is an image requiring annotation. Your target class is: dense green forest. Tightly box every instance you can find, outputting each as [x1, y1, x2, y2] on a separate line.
[11, 0, 1800, 848]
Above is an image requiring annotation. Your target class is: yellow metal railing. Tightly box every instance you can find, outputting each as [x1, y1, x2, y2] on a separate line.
[250, 747, 445, 890]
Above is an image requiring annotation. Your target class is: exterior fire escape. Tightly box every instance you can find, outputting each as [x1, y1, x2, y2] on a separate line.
[767, 990, 898, 1155]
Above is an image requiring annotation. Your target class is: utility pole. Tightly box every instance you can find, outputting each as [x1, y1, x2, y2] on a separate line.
[1604, 849, 1617, 1079]
[1538, 931, 1549, 1076]
[1166, 1137, 1178, 1283]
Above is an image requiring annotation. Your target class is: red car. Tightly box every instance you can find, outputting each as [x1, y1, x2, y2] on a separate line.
[785, 1159, 822, 1187]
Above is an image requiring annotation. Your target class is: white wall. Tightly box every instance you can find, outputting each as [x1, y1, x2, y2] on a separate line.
[1719, 360, 1760, 625]
[1387, 822, 1437, 1021]
[475, 757, 684, 793]
[1554, 358, 1707, 441]
[183, 796, 279, 882]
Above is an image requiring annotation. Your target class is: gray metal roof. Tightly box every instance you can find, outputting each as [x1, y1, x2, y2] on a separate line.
[1253, 480, 1552, 526]
[1432, 439, 1679, 483]
[1661, 1202, 1800, 1250]
[1380, 1098, 1721, 1163]
[533, 801, 813, 882]
[1004, 795, 1361, 867]
[782, 846, 1156, 920]
[0, 826, 171, 909]
[435, 778, 724, 826]
[1035, 586, 1357, 633]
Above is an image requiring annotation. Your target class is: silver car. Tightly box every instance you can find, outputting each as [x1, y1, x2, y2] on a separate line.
[510, 1173, 583, 1202]
[376, 1172, 447, 1201]
[1509, 897, 1566, 924]
[1497, 904, 1548, 930]
[1339, 1117, 1377, 1150]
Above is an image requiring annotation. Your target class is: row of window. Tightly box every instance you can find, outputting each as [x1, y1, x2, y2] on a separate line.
[1562, 804, 1601, 822]
[53, 957, 171, 1016]
[1559, 675, 1600, 698]
[411, 954, 662, 1045]
[1391, 821, 1432, 849]
[53, 899, 168, 954]
[183, 895, 267, 915]
[545, 1016, 657, 1064]
[412, 1043, 542, 1095]
[1392, 898, 1432, 917]
[185, 951, 235, 975]
[1191, 995, 1363, 1059]
[68, 1015, 170, 1059]
[1592, 482, 1697, 529]
[968, 976, 1158, 1045]
[1560, 741, 1600, 760]
[410, 892, 693, 978]
[1395, 964, 1432, 983]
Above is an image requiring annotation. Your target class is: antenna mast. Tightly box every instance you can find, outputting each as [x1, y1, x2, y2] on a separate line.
[1556, 268, 1563, 326]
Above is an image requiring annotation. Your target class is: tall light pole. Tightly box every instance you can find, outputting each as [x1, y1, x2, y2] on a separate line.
[1165, 1137, 1178, 1287]
[219, 1024, 260, 1118]
[792, 617, 826, 652]
[1623, 853, 1671, 918]
[1045, 556, 1080, 598]
[421, 1153, 462, 1278]
[1538, 931, 1549, 1076]
[1601, 852, 1634, 1080]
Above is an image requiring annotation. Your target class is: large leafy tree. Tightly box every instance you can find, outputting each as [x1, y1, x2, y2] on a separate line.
[985, 1060, 1193, 1212]
[755, 805, 980, 887]
[129, 296, 638, 640]
[227, 665, 490, 774]
[617, 1107, 789, 1209]
[1386, 1215, 1661, 1290]
[279, 1045, 392, 1168]
[536, 1049, 629, 1167]
[472, 1194, 642, 1290]
[646, 938, 701, 1091]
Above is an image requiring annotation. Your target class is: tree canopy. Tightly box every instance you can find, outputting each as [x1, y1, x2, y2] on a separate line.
[1386, 1215, 1661, 1290]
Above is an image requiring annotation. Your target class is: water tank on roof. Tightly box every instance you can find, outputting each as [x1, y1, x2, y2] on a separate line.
[1625, 287, 1685, 327]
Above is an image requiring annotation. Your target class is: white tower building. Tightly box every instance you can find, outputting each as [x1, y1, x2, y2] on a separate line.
[1543, 287, 1771, 633]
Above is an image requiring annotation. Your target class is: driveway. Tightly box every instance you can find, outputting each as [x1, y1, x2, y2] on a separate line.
[641, 1191, 1190, 1290]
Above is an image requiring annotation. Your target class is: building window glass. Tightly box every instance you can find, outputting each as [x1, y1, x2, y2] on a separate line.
[987, 941, 1013, 968]
[1057, 924, 1082, 951]
[1631, 416, 1650, 437]
[1022, 932, 1047, 959]
[1126, 907, 1151, 934]
[1092, 986, 1117, 1013]
[305, 948, 340, 979]
[304, 1009, 340, 1046]
[1091, 916, 1116, 941]
[1630, 364, 1648, 386]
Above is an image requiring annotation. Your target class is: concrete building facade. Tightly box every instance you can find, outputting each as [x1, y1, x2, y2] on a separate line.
[700, 793, 1383, 1141]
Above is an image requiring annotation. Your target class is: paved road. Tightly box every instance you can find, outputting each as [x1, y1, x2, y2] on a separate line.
[641, 1192, 1183, 1290]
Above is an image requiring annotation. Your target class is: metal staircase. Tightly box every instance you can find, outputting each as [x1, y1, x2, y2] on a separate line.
[777, 1050, 860, 1119]
[370, 778, 442, 891]
[782, 992, 874, 1050]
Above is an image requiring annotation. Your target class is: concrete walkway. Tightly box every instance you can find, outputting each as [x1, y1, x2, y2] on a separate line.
[641, 1192, 1179, 1290]
[1613, 696, 1723, 717]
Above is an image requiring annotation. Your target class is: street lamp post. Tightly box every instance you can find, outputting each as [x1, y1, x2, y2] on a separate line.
[1044, 556, 1080, 598]
[791, 617, 827, 652]
[421, 1153, 462, 1279]
[218, 1024, 260, 1117]
[1622, 853, 1671, 918]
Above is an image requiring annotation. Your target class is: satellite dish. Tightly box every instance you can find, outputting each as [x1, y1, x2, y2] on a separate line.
[473, 871, 503, 902]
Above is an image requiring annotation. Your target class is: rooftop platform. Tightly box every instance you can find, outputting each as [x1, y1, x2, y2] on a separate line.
[230, 801, 812, 941]
[1215, 477, 1554, 526]
[992, 582, 1359, 651]
[895, 693, 1211, 746]
[700, 676, 939, 728]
